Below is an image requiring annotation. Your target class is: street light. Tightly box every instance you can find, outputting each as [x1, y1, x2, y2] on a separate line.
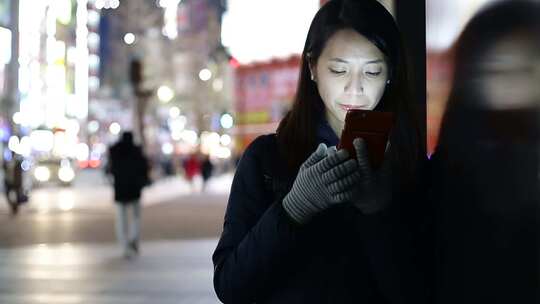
[95, 0, 105, 9]
[157, 85, 174, 103]
[199, 68, 212, 81]
[124, 33, 136, 45]
[109, 122, 121, 135]
[110, 0, 120, 9]
[220, 113, 234, 129]
[88, 120, 100, 133]
[96, 0, 120, 10]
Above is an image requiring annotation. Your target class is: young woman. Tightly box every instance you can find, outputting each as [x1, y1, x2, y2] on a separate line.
[213, 0, 428, 303]
[430, 1, 540, 303]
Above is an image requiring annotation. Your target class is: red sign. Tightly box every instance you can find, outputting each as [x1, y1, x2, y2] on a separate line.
[234, 56, 301, 150]
[235, 56, 301, 121]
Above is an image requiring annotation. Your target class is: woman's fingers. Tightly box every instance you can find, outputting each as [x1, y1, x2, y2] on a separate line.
[302, 143, 328, 169]
[316, 148, 349, 172]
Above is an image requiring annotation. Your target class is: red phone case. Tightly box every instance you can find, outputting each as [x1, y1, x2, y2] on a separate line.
[337, 110, 394, 169]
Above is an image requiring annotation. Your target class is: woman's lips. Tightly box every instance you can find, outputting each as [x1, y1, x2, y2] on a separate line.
[338, 104, 365, 111]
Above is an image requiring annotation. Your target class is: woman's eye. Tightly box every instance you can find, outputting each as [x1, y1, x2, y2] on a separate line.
[364, 63, 384, 78]
[329, 68, 346, 74]
[365, 70, 382, 77]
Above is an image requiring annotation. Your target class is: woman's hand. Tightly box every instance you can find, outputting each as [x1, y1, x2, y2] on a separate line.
[351, 138, 393, 214]
[282, 143, 360, 224]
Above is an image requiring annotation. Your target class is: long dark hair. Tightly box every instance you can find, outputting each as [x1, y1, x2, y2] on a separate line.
[436, 0, 540, 154]
[276, 0, 422, 188]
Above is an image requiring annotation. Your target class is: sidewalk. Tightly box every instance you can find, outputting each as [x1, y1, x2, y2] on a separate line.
[0, 171, 234, 214]
[0, 239, 221, 304]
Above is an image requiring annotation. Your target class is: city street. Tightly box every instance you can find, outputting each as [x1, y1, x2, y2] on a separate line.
[0, 169, 232, 304]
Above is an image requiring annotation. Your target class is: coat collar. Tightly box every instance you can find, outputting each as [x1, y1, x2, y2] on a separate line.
[316, 118, 339, 147]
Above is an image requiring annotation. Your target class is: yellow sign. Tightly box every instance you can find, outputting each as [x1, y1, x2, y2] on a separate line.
[236, 111, 270, 125]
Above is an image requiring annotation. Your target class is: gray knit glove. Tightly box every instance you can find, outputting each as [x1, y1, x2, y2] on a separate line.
[351, 138, 393, 214]
[282, 143, 360, 224]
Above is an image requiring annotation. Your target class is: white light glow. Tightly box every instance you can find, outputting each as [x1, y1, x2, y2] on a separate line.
[19, 136, 32, 157]
[88, 120, 99, 133]
[110, 0, 120, 9]
[212, 78, 223, 92]
[95, 0, 105, 9]
[169, 107, 180, 118]
[171, 131, 182, 141]
[58, 167, 75, 183]
[170, 117, 185, 129]
[199, 68, 212, 81]
[0, 27, 11, 64]
[89, 76, 100, 91]
[89, 54, 100, 69]
[220, 134, 232, 146]
[220, 113, 234, 129]
[8, 136, 19, 153]
[75, 0, 89, 119]
[161, 143, 174, 155]
[87, 10, 100, 27]
[124, 33, 135, 45]
[88, 32, 100, 49]
[208, 132, 220, 146]
[426, 0, 494, 51]
[76, 143, 90, 161]
[162, 0, 181, 39]
[109, 122, 121, 135]
[215, 147, 232, 159]
[35, 166, 51, 182]
[12, 112, 23, 125]
[30, 130, 55, 152]
[157, 85, 174, 103]
[66, 46, 77, 64]
[181, 130, 198, 145]
[59, 200, 74, 211]
[222, 0, 319, 64]
[66, 119, 80, 136]
[56, 0, 73, 25]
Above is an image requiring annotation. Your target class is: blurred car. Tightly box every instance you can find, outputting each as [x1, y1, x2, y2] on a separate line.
[32, 158, 76, 186]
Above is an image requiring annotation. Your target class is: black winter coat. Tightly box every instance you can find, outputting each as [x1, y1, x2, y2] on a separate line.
[108, 141, 149, 203]
[430, 140, 540, 303]
[213, 131, 430, 304]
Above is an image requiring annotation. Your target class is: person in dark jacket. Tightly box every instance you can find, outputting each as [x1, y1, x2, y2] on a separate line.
[107, 131, 150, 258]
[213, 1, 430, 303]
[3, 151, 27, 215]
[429, 1, 540, 303]
[201, 154, 214, 192]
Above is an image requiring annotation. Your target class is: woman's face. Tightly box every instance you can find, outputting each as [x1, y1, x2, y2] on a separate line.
[312, 28, 389, 126]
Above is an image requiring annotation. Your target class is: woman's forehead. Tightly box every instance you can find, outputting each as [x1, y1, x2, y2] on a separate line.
[321, 29, 385, 61]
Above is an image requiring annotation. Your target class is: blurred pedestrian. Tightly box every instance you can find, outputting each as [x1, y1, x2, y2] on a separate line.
[212, 1, 429, 303]
[183, 152, 201, 191]
[430, 1, 540, 303]
[107, 131, 150, 258]
[2, 151, 27, 215]
[201, 154, 214, 192]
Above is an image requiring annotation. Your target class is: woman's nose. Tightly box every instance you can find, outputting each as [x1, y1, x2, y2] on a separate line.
[344, 72, 364, 95]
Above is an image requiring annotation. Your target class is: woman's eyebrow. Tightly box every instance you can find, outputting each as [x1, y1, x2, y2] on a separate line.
[329, 58, 349, 63]
[328, 58, 384, 64]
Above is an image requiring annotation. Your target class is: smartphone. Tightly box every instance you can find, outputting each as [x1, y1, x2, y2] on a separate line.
[337, 109, 395, 169]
